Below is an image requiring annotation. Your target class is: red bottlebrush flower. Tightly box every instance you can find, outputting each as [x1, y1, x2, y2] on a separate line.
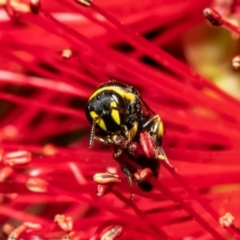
[54, 214, 73, 232]
[2, 150, 31, 166]
[1, 0, 240, 239]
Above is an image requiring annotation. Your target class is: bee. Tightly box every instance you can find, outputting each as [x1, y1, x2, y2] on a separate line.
[85, 81, 167, 191]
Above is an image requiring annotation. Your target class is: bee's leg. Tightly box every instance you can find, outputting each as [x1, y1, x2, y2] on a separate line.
[113, 148, 123, 159]
[127, 142, 139, 157]
[142, 115, 164, 144]
[157, 146, 173, 166]
[129, 122, 138, 140]
[141, 116, 168, 161]
[121, 165, 133, 187]
[150, 118, 164, 144]
[94, 135, 113, 145]
[147, 119, 171, 165]
[139, 131, 171, 165]
[120, 125, 129, 138]
[121, 165, 134, 200]
[120, 122, 138, 145]
[157, 145, 168, 161]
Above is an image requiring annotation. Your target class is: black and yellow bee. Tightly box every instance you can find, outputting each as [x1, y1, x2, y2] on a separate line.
[85, 80, 166, 191]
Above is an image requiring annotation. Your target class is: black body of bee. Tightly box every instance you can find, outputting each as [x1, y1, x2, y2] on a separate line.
[85, 81, 164, 191]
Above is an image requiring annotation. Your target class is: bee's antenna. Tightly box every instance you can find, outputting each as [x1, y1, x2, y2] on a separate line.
[89, 117, 99, 148]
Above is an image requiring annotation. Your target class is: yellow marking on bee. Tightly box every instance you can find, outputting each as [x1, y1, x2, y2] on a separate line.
[158, 120, 164, 138]
[90, 111, 107, 131]
[89, 86, 135, 103]
[110, 101, 120, 125]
